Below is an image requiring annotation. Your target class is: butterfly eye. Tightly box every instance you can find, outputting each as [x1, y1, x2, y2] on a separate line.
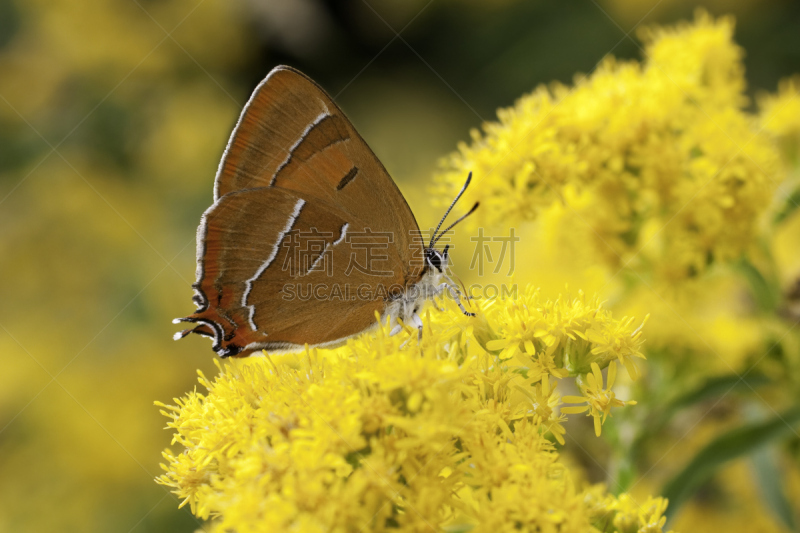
[426, 250, 443, 272]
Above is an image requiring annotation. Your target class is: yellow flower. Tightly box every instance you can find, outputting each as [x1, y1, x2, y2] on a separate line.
[435, 11, 780, 284]
[512, 374, 568, 445]
[562, 362, 637, 437]
[156, 287, 664, 531]
[760, 76, 800, 140]
[484, 289, 648, 383]
[584, 314, 649, 380]
[759, 75, 800, 172]
[603, 493, 672, 533]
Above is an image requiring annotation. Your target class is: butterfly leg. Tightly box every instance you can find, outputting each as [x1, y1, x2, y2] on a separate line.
[409, 308, 424, 344]
[455, 295, 476, 317]
[413, 311, 424, 352]
[432, 281, 460, 312]
[441, 275, 476, 317]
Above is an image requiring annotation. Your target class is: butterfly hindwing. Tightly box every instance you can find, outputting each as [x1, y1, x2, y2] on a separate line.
[179, 186, 406, 356]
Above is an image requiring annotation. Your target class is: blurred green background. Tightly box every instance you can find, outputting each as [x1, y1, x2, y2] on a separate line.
[2, 0, 800, 531]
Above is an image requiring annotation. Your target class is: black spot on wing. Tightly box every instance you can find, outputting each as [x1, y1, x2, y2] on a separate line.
[336, 166, 358, 191]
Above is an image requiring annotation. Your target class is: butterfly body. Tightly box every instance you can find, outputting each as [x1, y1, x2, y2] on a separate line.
[384, 248, 451, 334]
[174, 66, 475, 357]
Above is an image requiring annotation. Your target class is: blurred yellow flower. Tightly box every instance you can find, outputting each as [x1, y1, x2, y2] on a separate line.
[436, 11, 780, 284]
[0, 0, 254, 530]
[608, 493, 670, 533]
[759, 76, 800, 141]
[759, 75, 800, 175]
[156, 287, 663, 531]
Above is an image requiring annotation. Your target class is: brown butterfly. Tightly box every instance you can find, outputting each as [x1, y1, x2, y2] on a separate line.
[174, 66, 477, 357]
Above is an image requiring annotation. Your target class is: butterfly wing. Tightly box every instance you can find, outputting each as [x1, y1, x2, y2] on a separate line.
[179, 186, 408, 357]
[214, 66, 422, 279]
[178, 67, 425, 357]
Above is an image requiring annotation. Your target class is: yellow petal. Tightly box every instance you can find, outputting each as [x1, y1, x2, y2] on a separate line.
[485, 339, 509, 351]
[561, 406, 590, 414]
[591, 362, 603, 384]
[562, 396, 586, 403]
[623, 357, 638, 380]
[524, 339, 536, 355]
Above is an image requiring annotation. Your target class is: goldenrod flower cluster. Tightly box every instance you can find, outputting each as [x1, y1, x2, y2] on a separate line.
[759, 76, 800, 165]
[436, 12, 779, 282]
[157, 287, 666, 532]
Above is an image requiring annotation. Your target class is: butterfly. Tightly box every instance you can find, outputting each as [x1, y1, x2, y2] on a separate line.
[173, 66, 477, 357]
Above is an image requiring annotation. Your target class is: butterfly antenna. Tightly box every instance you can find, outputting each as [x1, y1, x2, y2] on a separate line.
[432, 201, 479, 247]
[430, 171, 472, 248]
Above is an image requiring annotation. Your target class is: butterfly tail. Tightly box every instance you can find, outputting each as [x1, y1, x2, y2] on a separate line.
[171, 309, 248, 358]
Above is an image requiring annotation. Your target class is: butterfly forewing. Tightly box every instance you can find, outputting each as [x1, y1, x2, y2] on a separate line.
[215, 67, 422, 278]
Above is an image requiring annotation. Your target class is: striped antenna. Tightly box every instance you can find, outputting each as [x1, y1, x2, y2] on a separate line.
[431, 201, 479, 247]
[430, 171, 472, 248]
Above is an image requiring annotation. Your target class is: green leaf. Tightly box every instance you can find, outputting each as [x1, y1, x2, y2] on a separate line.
[662, 406, 800, 524]
[736, 258, 781, 313]
[631, 373, 770, 459]
[774, 186, 800, 226]
[667, 374, 771, 416]
[751, 445, 797, 531]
